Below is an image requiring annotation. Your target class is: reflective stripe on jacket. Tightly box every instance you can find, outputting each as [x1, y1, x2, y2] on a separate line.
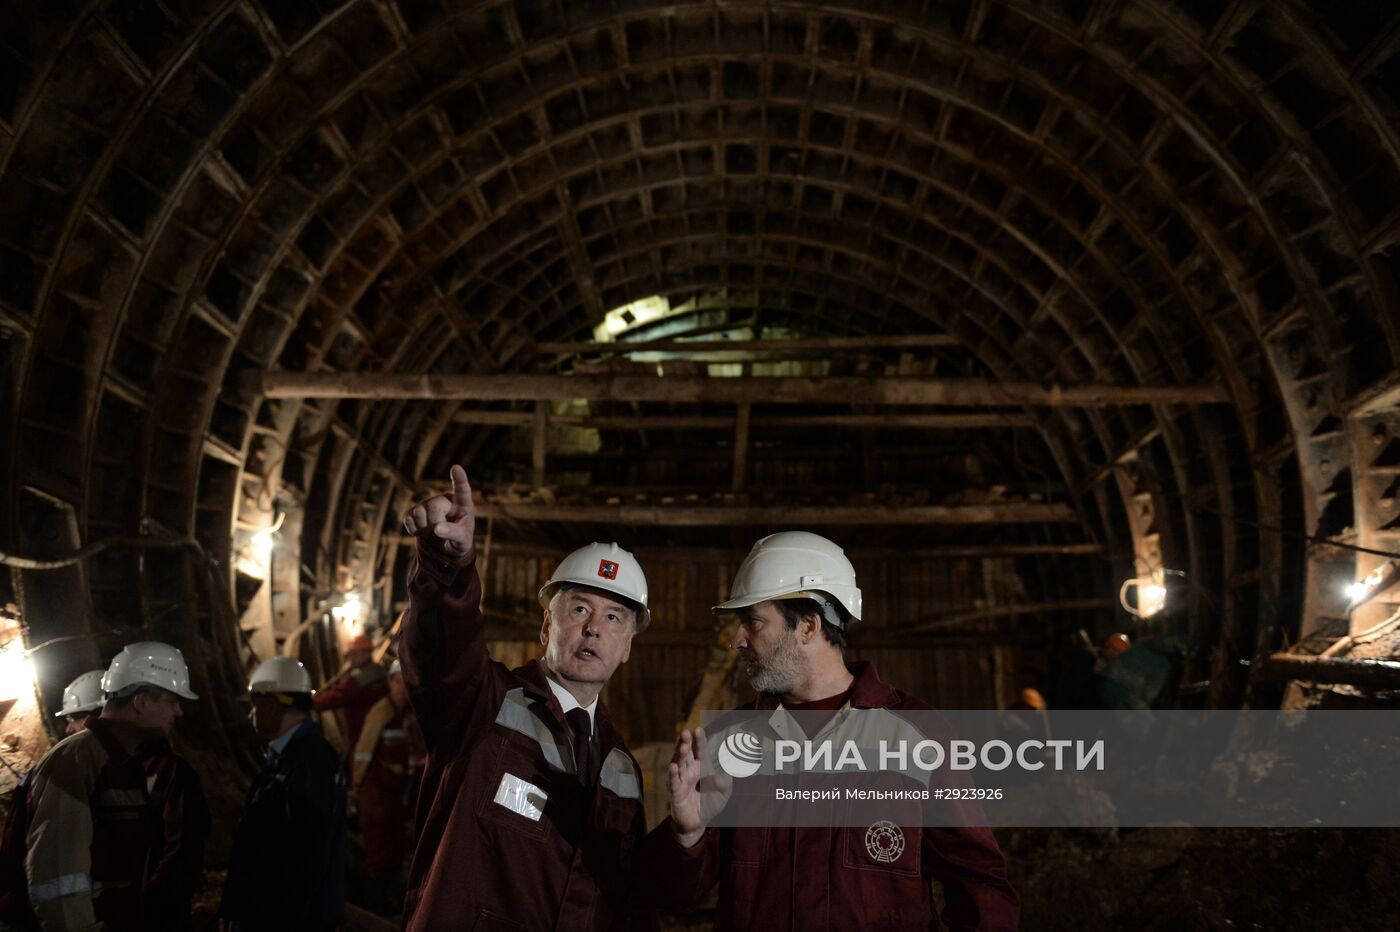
[399, 546, 656, 931]
[24, 719, 158, 932]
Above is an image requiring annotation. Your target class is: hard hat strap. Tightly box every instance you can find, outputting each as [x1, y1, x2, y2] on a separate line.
[772, 590, 846, 629]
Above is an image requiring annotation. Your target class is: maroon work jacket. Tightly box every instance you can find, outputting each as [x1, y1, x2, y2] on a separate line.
[640, 662, 1021, 931]
[399, 544, 655, 931]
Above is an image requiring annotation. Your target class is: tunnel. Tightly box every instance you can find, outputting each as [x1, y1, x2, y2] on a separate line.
[1, 0, 1398, 929]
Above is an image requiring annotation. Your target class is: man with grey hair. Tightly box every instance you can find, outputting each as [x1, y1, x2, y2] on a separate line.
[398, 464, 655, 930]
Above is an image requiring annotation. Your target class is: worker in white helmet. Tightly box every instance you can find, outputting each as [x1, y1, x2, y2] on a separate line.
[57, 669, 106, 734]
[2, 642, 198, 931]
[0, 668, 101, 924]
[0, 668, 104, 924]
[397, 464, 654, 930]
[219, 656, 346, 932]
[643, 531, 1020, 930]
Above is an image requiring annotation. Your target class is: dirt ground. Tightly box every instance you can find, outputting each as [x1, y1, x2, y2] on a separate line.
[1000, 826, 1400, 932]
[171, 825, 1400, 931]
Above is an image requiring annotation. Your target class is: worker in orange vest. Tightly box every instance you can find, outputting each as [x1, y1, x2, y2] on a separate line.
[312, 633, 388, 755]
[350, 659, 424, 915]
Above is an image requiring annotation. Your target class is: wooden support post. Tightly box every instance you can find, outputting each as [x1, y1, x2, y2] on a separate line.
[532, 402, 548, 489]
[732, 403, 750, 492]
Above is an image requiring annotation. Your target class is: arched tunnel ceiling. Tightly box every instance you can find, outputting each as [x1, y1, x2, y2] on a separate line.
[1, 0, 1399, 711]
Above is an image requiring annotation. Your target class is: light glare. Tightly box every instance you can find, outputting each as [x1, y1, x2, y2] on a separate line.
[0, 641, 35, 701]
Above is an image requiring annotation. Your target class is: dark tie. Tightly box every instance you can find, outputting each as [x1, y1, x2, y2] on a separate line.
[565, 708, 594, 790]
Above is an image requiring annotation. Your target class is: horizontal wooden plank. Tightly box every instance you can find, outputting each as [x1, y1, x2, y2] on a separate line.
[256, 372, 1229, 407]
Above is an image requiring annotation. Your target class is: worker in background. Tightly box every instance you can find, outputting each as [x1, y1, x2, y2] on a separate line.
[137, 734, 209, 932]
[7, 642, 197, 931]
[0, 668, 107, 925]
[642, 531, 1020, 930]
[399, 464, 655, 930]
[1057, 629, 1131, 709]
[312, 633, 388, 757]
[1012, 687, 1047, 711]
[219, 656, 346, 932]
[349, 658, 424, 915]
[57, 670, 106, 734]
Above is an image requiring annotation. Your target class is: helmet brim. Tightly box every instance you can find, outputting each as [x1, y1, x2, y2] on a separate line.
[712, 588, 862, 624]
[711, 593, 764, 614]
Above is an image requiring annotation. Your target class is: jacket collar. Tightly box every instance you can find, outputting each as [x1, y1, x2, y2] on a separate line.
[517, 659, 627, 756]
[267, 718, 316, 761]
[87, 717, 150, 758]
[752, 660, 899, 711]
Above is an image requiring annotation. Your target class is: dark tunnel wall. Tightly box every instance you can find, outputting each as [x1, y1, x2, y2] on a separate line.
[0, 0, 1398, 760]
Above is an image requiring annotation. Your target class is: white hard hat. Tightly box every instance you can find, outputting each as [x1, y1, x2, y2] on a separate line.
[713, 531, 862, 627]
[61, 670, 106, 717]
[103, 641, 199, 701]
[388, 659, 402, 677]
[248, 656, 313, 696]
[538, 542, 651, 631]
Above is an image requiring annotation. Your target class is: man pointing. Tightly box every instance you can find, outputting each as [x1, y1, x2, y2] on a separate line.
[398, 465, 655, 930]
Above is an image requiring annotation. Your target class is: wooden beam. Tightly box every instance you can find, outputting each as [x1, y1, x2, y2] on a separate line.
[328, 418, 419, 495]
[257, 372, 1230, 407]
[732, 403, 750, 492]
[476, 626, 1046, 649]
[1348, 373, 1400, 417]
[451, 411, 1037, 430]
[534, 334, 961, 354]
[390, 535, 1106, 559]
[479, 610, 1044, 647]
[901, 598, 1114, 636]
[1074, 424, 1163, 495]
[472, 501, 1077, 525]
[1257, 653, 1400, 690]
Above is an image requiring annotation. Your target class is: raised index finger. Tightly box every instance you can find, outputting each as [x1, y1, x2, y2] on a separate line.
[449, 464, 473, 510]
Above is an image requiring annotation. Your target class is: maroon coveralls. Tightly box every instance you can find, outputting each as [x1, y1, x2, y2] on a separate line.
[640, 662, 1021, 931]
[352, 696, 424, 879]
[399, 542, 655, 931]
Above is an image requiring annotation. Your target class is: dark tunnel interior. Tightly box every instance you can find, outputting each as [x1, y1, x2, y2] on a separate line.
[1, 1, 1399, 928]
